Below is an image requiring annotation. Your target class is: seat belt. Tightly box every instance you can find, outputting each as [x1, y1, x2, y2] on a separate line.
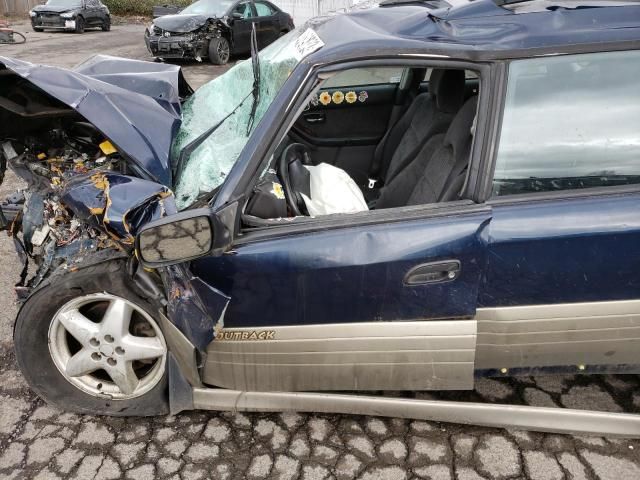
[438, 146, 473, 202]
[367, 105, 404, 188]
[367, 69, 421, 188]
[438, 112, 478, 202]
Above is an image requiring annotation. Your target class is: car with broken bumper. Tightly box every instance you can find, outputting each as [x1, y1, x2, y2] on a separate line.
[145, 0, 294, 64]
[30, 0, 111, 33]
[2, 0, 640, 437]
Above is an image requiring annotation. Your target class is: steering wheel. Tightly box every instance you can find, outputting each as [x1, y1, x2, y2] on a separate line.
[277, 143, 313, 216]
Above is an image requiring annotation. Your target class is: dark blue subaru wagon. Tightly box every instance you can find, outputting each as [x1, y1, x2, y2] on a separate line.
[1, 0, 639, 436]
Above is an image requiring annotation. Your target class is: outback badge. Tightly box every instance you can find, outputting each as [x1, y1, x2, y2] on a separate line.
[217, 330, 276, 341]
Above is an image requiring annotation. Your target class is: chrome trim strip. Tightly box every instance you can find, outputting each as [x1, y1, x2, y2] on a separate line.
[475, 300, 640, 369]
[192, 388, 640, 438]
[204, 320, 477, 391]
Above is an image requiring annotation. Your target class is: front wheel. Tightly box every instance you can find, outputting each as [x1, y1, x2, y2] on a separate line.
[101, 16, 111, 31]
[208, 36, 230, 65]
[14, 261, 169, 416]
[33, 26, 43, 32]
[74, 16, 85, 34]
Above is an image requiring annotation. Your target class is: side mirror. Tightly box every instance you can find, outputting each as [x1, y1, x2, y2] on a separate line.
[135, 204, 237, 268]
[231, 11, 243, 19]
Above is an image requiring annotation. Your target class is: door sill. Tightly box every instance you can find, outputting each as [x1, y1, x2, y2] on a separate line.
[189, 388, 640, 438]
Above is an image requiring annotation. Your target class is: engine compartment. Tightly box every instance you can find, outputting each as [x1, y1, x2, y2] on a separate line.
[0, 78, 176, 298]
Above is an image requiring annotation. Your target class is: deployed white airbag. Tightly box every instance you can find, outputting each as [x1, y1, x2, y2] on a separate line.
[301, 163, 368, 216]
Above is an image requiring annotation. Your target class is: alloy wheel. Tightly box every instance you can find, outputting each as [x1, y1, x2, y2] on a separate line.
[48, 293, 166, 399]
[218, 40, 230, 63]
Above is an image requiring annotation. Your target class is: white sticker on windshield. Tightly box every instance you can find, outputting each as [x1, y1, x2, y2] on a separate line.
[293, 29, 325, 60]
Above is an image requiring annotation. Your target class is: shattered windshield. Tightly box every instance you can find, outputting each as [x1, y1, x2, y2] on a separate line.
[181, 0, 234, 16]
[173, 30, 307, 209]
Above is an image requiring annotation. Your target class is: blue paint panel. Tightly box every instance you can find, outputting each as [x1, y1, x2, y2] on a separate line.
[192, 210, 491, 328]
[0, 55, 191, 186]
[307, 2, 640, 66]
[480, 192, 640, 307]
[61, 173, 176, 241]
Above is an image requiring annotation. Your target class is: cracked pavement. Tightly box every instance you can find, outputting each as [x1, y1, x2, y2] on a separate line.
[1, 18, 640, 480]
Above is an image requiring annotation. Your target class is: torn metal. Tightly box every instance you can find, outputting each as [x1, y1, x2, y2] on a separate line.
[0, 53, 194, 295]
[161, 264, 230, 351]
[0, 55, 192, 187]
[0, 130, 176, 297]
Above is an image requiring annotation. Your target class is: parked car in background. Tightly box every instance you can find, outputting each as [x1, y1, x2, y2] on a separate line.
[30, 0, 111, 33]
[145, 0, 295, 64]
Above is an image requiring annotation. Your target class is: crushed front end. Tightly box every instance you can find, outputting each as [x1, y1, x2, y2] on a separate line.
[0, 122, 176, 300]
[145, 19, 230, 61]
[0, 55, 189, 300]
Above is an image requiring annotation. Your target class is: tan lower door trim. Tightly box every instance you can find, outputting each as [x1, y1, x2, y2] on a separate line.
[203, 320, 477, 391]
[475, 299, 640, 370]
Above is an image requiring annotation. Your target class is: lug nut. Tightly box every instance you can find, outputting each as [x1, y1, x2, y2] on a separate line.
[115, 347, 125, 355]
[107, 358, 117, 366]
[104, 335, 114, 343]
[89, 338, 100, 347]
[91, 352, 101, 361]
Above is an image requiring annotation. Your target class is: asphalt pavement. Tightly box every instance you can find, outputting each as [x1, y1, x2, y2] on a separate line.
[0, 18, 639, 480]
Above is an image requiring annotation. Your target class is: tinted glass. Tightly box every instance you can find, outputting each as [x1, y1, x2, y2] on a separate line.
[255, 2, 274, 16]
[234, 2, 252, 18]
[323, 67, 404, 88]
[181, 0, 233, 16]
[492, 50, 640, 196]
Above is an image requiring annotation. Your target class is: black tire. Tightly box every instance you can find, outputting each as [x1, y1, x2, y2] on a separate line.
[14, 260, 169, 416]
[101, 16, 111, 31]
[208, 36, 230, 65]
[33, 26, 44, 32]
[74, 16, 85, 34]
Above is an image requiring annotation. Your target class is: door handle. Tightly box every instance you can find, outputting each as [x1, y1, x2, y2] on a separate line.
[404, 260, 461, 285]
[304, 113, 325, 124]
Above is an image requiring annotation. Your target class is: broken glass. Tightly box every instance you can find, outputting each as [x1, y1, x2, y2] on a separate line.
[173, 30, 306, 210]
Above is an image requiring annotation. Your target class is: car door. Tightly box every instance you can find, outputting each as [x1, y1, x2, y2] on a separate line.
[230, 1, 253, 54]
[290, 67, 404, 187]
[189, 58, 494, 391]
[193, 204, 492, 391]
[253, 1, 278, 47]
[476, 50, 640, 374]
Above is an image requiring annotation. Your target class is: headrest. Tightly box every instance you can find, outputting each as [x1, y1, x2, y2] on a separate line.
[429, 69, 466, 114]
[444, 96, 478, 156]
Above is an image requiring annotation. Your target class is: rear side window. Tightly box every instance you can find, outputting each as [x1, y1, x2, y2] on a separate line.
[492, 50, 640, 197]
[255, 2, 275, 16]
[234, 2, 252, 18]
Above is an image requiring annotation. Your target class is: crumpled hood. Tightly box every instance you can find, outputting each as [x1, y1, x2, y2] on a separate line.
[0, 54, 193, 188]
[154, 14, 212, 33]
[31, 4, 79, 14]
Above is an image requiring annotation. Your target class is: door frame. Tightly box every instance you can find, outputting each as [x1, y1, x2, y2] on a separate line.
[216, 56, 497, 244]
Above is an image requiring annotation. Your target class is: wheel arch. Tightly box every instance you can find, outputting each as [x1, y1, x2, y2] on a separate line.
[13, 256, 170, 416]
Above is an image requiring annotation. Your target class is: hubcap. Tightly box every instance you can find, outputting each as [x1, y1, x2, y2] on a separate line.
[48, 293, 167, 399]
